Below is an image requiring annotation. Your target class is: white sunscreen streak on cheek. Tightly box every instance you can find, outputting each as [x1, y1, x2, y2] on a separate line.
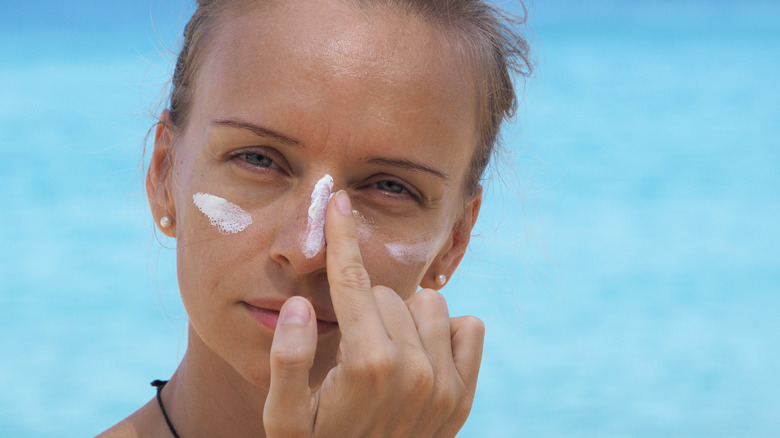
[353, 210, 375, 247]
[302, 174, 334, 258]
[192, 193, 253, 234]
[385, 240, 436, 264]
[350, 208, 434, 265]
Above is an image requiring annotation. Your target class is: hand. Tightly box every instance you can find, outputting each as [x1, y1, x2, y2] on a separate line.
[264, 190, 485, 438]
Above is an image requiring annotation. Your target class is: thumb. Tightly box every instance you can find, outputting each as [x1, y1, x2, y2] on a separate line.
[264, 297, 317, 436]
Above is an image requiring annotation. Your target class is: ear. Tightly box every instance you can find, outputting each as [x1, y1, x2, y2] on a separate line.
[146, 110, 178, 238]
[421, 185, 482, 290]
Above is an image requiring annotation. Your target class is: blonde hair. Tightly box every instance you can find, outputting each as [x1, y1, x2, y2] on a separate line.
[168, 0, 532, 193]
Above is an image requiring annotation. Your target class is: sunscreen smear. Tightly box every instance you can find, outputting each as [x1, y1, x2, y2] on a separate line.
[192, 192, 253, 234]
[302, 174, 334, 258]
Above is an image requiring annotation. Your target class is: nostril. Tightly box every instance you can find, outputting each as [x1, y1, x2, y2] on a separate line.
[274, 252, 291, 266]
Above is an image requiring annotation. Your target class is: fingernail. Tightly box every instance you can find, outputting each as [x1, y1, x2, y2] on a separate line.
[335, 190, 351, 215]
[280, 298, 311, 326]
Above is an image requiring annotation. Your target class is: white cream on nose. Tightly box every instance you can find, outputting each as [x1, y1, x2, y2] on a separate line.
[302, 174, 334, 258]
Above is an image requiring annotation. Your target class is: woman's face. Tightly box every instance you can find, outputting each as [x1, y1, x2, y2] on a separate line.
[153, 0, 480, 388]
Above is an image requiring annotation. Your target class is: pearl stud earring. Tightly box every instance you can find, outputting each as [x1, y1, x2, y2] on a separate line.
[160, 216, 172, 229]
[435, 274, 447, 286]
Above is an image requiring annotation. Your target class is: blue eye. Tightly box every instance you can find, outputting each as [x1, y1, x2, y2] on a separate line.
[376, 179, 407, 194]
[371, 178, 423, 204]
[241, 152, 275, 168]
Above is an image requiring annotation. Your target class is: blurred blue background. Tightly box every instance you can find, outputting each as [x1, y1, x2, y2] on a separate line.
[1, 0, 778, 436]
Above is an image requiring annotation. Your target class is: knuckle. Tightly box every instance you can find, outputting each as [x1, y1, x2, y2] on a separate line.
[417, 287, 445, 302]
[362, 347, 397, 374]
[409, 288, 448, 314]
[460, 315, 486, 337]
[270, 344, 311, 369]
[432, 385, 459, 415]
[334, 261, 371, 291]
[348, 344, 398, 383]
[403, 355, 435, 396]
[263, 421, 308, 438]
[452, 392, 476, 422]
[372, 285, 402, 303]
[372, 285, 395, 296]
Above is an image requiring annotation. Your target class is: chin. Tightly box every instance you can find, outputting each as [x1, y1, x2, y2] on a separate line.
[225, 331, 340, 392]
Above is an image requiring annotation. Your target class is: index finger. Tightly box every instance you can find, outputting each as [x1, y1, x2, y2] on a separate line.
[325, 190, 385, 343]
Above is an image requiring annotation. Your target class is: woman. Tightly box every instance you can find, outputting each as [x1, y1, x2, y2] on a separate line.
[100, 0, 530, 436]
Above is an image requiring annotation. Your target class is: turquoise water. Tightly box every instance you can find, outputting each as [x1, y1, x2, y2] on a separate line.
[2, 1, 779, 436]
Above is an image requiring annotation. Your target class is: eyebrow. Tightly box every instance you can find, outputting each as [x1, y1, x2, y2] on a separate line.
[211, 118, 448, 181]
[211, 119, 301, 146]
[368, 157, 450, 181]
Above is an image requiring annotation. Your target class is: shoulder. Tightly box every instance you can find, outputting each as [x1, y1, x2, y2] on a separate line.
[95, 420, 138, 438]
[95, 398, 165, 438]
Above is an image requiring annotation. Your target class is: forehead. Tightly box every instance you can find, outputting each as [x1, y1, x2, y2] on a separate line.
[192, 0, 478, 160]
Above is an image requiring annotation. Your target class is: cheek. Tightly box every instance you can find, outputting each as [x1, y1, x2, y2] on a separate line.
[353, 213, 441, 298]
[384, 239, 438, 265]
[175, 195, 270, 305]
[179, 192, 258, 262]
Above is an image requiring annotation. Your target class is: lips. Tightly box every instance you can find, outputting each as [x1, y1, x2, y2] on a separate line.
[242, 300, 339, 335]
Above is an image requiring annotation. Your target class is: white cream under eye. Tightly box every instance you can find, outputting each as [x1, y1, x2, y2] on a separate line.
[351, 208, 437, 265]
[384, 239, 437, 264]
[192, 193, 253, 234]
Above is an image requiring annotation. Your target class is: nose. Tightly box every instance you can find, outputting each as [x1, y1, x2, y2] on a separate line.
[268, 188, 328, 276]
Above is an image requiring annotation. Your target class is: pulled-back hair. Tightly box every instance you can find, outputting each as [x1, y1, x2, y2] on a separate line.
[168, 0, 532, 193]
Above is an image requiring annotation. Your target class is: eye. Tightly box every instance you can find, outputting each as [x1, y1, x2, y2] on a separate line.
[239, 152, 277, 169]
[229, 148, 288, 177]
[369, 177, 423, 204]
[375, 179, 407, 195]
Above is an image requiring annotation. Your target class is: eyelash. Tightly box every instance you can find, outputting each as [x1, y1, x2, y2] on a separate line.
[231, 150, 422, 204]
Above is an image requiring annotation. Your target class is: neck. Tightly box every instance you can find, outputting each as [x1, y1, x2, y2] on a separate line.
[162, 325, 270, 438]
